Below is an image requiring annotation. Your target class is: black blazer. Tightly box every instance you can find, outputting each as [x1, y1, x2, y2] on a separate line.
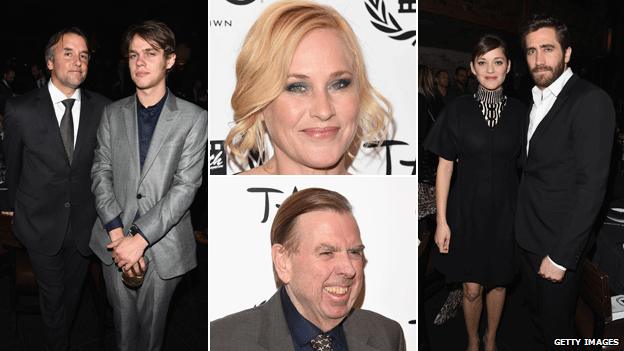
[3, 86, 110, 255]
[515, 74, 615, 270]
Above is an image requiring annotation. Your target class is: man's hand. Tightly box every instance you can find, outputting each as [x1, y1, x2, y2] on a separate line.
[1, 211, 14, 216]
[123, 257, 147, 277]
[108, 227, 124, 243]
[538, 256, 566, 282]
[108, 234, 148, 271]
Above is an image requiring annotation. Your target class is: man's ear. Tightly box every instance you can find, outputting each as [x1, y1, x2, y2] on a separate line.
[166, 53, 177, 70]
[272, 244, 292, 285]
[564, 47, 572, 66]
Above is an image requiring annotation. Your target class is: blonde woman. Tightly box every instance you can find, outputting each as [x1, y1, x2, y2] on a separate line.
[225, 0, 392, 175]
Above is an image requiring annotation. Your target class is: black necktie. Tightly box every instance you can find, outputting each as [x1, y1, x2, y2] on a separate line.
[60, 99, 75, 164]
[310, 333, 333, 351]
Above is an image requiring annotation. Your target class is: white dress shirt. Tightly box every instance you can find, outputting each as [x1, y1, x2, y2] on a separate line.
[526, 67, 574, 272]
[48, 81, 81, 147]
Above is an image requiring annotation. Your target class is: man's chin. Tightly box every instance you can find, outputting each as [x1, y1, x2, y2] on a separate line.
[532, 74, 554, 88]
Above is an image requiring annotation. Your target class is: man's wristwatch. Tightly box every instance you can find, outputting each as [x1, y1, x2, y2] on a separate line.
[128, 224, 140, 236]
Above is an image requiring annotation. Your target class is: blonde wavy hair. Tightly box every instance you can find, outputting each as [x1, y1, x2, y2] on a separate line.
[225, 0, 392, 166]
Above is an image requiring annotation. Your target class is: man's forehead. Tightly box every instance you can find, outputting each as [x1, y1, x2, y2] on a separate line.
[130, 36, 162, 52]
[526, 28, 559, 45]
[58, 33, 87, 50]
[294, 210, 361, 244]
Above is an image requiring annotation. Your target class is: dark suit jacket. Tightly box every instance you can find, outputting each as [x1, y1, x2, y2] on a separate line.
[515, 74, 615, 270]
[3, 86, 110, 255]
[210, 290, 406, 351]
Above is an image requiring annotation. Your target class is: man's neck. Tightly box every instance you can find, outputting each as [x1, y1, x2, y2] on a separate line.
[136, 84, 167, 107]
[50, 77, 76, 98]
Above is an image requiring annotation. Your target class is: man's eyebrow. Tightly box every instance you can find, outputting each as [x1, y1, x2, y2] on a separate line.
[316, 244, 338, 252]
[348, 245, 365, 251]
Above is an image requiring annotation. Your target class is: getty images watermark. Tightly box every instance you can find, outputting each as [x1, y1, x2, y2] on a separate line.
[554, 338, 620, 347]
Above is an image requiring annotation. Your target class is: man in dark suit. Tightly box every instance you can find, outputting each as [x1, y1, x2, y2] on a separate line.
[515, 15, 615, 349]
[2, 27, 110, 351]
[211, 188, 406, 351]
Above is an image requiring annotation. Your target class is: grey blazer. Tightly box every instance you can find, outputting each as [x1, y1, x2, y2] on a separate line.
[210, 290, 406, 351]
[89, 91, 207, 279]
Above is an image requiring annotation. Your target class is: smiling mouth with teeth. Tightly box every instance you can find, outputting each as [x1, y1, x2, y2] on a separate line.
[324, 286, 349, 295]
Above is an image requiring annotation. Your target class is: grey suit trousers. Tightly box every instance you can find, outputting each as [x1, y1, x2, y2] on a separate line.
[102, 262, 182, 351]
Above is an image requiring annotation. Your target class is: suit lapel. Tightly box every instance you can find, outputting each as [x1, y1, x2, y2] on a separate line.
[527, 74, 578, 158]
[343, 311, 380, 351]
[37, 88, 69, 165]
[139, 92, 177, 183]
[122, 96, 141, 176]
[258, 292, 295, 351]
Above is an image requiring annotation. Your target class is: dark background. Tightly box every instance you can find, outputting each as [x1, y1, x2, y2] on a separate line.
[1, 0, 207, 102]
[419, 0, 624, 112]
[419, 1, 624, 350]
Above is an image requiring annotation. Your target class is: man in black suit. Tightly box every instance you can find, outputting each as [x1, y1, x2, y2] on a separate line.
[515, 15, 615, 349]
[2, 27, 110, 351]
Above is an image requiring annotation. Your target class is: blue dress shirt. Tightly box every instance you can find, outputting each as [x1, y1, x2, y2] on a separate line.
[280, 286, 348, 351]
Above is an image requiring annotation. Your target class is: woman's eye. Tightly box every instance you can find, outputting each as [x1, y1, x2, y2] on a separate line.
[286, 82, 307, 93]
[331, 78, 352, 90]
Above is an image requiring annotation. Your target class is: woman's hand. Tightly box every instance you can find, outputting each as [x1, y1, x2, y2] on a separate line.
[434, 222, 451, 253]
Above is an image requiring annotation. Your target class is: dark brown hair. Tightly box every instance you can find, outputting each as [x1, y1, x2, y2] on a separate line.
[471, 34, 508, 62]
[520, 14, 570, 52]
[44, 27, 90, 67]
[121, 20, 176, 58]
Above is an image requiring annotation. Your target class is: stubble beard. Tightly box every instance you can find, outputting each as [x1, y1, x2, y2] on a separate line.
[531, 57, 565, 88]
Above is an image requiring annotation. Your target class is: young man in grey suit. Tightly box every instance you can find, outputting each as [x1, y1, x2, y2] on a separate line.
[211, 188, 406, 351]
[89, 21, 207, 351]
[515, 15, 615, 349]
[3, 27, 110, 351]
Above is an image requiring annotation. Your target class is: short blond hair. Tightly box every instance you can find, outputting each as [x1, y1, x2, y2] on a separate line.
[225, 0, 392, 166]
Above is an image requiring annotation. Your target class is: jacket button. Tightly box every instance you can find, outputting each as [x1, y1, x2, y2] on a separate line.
[64, 202, 70, 208]
[136, 194, 142, 199]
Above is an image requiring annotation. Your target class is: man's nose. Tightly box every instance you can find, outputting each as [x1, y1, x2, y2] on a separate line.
[335, 252, 357, 278]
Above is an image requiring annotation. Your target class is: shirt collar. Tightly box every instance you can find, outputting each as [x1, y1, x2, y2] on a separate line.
[137, 90, 168, 111]
[48, 80, 81, 104]
[531, 67, 573, 104]
[280, 286, 347, 349]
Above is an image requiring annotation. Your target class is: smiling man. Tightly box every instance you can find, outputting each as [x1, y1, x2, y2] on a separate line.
[515, 15, 615, 349]
[2, 27, 110, 351]
[211, 188, 405, 351]
[89, 20, 206, 351]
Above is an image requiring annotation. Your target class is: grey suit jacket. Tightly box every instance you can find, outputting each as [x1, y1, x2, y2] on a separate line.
[89, 91, 207, 279]
[210, 291, 406, 351]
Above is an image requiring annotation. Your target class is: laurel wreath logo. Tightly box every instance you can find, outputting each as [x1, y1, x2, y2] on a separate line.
[365, 0, 416, 46]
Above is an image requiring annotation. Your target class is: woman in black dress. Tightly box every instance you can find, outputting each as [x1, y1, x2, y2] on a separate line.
[424, 35, 526, 351]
